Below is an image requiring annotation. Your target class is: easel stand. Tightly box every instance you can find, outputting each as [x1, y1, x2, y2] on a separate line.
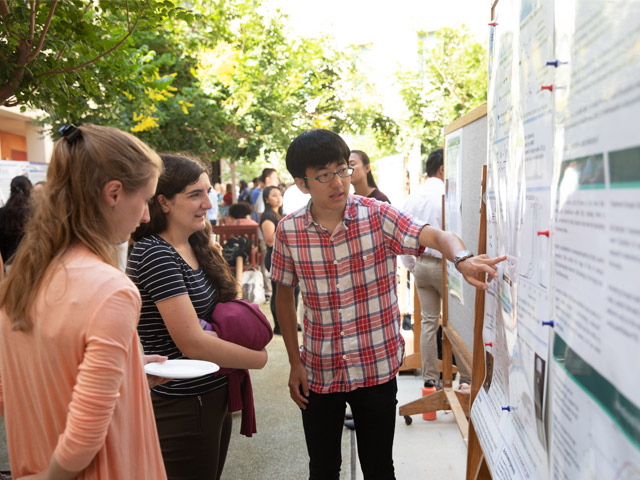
[466, 167, 492, 479]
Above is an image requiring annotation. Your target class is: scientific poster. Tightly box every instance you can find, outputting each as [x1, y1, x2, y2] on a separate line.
[472, 0, 553, 478]
[550, 0, 640, 477]
[0, 160, 30, 205]
[444, 130, 464, 303]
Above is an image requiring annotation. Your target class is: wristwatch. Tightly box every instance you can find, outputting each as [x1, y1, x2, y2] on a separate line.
[453, 250, 474, 270]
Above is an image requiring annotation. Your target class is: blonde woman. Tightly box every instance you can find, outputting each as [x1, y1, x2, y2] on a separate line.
[0, 124, 166, 479]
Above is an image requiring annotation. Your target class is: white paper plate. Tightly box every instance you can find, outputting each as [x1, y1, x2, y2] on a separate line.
[144, 359, 220, 379]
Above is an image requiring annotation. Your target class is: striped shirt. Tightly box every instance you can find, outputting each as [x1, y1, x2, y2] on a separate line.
[271, 194, 426, 394]
[127, 235, 227, 396]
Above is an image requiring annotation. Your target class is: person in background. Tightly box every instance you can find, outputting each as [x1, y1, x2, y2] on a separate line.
[223, 183, 233, 207]
[259, 186, 300, 335]
[31, 180, 46, 196]
[272, 129, 505, 479]
[253, 168, 279, 221]
[128, 154, 268, 480]
[0, 175, 32, 266]
[207, 180, 219, 226]
[238, 180, 251, 204]
[401, 148, 470, 391]
[253, 168, 279, 301]
[282, 183, 311, 216]
[228, 202, 258, 225]
[349, 149, 390, 203]
[0, 124, 167, 479]
[250, 177, 264, 223]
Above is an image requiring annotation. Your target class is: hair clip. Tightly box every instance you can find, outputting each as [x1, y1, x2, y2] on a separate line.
[58, 124, 82, 145]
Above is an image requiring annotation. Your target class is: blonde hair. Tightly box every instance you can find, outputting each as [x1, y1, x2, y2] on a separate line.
[0, 124, 162, 332]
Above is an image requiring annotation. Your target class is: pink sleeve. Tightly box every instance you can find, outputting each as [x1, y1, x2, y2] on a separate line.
[54, 286, 141, 472]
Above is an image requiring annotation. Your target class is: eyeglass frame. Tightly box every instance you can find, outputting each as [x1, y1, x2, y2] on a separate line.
[303, 166, 354, 184]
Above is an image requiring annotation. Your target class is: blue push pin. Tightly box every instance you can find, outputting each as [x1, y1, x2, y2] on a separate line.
[502, 406, 512, 412]
[546, 60, 568, 68]
[542, 320, 555, 327]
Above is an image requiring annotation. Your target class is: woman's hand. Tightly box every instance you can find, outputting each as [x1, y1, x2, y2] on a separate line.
[143, 354, 170, 388]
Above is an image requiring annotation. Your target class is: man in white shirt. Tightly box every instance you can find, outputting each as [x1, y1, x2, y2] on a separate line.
[282, 183, 310, 216]
[402, 148, 468, 389]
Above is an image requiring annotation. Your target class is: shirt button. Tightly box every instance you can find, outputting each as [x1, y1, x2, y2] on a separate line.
[342, 355, 347, 360]
[363, 255, 368, 260]
[336, 283, 340, 289]
[333, 260, 338, 264]
[339, 309, 343, 315]
[340, 331, 345, 336]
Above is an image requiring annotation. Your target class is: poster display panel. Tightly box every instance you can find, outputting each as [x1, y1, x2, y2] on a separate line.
[549, 0, 640, 477]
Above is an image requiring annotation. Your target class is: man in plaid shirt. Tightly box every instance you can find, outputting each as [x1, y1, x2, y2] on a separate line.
[272, 129, 504, 479]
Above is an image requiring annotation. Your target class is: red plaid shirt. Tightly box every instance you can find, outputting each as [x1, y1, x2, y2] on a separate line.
[271, 194, 426, 393]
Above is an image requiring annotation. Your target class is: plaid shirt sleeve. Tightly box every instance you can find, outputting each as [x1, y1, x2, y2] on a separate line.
[271, 220, 297, 287]
[377, 201, 427, 257]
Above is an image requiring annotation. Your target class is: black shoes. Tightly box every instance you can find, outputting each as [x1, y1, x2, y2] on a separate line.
[424, 379, 443, 390]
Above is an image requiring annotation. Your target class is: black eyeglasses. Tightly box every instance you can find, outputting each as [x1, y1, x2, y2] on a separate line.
[304, 166, 354, 184]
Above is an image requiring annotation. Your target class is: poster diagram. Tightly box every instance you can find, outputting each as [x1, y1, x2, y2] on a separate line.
[445, 130, 465, 304]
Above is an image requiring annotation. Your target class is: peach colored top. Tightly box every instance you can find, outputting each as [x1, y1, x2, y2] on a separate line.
[0, 246, 166, 479]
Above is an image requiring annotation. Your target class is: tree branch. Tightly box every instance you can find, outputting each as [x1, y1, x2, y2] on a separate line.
[52, 1, 92, 62]
[0, 0, 17, 38]
[27, 0, 59, 62]
[35, 0, 149, 79]
[126, 0, 130, 30]
[28, 0, 36, 41]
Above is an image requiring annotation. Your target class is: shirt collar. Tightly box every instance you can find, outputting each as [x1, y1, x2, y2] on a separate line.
[303, 194, 356, 230]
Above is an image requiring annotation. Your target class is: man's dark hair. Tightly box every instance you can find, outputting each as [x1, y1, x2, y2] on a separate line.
[260, 168, 277, 184]
[285, 129, 350, 179]
[426, 148, 444, 177]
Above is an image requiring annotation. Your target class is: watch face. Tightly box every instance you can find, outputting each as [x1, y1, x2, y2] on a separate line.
[454, 250, 473, 266]
[455, 250, 472, 261]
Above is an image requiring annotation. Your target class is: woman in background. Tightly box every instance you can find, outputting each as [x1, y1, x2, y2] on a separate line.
[259, 185, 299, 335]
[0, 175, 33, 265]
[0, 124, 166, 479]
[128, 154, 268, 480]
[349, 150, 390, 203]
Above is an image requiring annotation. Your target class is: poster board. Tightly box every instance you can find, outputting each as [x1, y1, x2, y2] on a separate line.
[468, 0, 640, 479]
[444, 105, 488, 358]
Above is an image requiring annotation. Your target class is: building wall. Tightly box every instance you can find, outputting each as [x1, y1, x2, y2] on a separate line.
[0, 131, 28, 161]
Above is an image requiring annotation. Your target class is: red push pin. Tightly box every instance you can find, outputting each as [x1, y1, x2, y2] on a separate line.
[488, 21, 498, 26]
[540, 85, 554, 92]
[485, 342, 493, 347]
[537, 230, 550, 237]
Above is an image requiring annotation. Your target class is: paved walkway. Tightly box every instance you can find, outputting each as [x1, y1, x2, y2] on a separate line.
[223, 306, 468, 479]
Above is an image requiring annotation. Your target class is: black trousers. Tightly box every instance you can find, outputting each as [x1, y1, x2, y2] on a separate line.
[301, 378, 398, 480]
[151, 385, 232, 480]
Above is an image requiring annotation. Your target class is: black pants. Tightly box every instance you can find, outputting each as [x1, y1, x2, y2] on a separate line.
[151, 386, 232, 480]
[301, 378, 398, 480]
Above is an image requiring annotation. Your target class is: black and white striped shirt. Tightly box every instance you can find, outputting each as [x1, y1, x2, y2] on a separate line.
[127, 235, 227, 396]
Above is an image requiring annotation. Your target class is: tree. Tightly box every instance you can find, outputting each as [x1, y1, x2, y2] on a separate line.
[73, 0, 387, 165]
[0, 0, 188, 120]
[396, 26, 487, 157]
